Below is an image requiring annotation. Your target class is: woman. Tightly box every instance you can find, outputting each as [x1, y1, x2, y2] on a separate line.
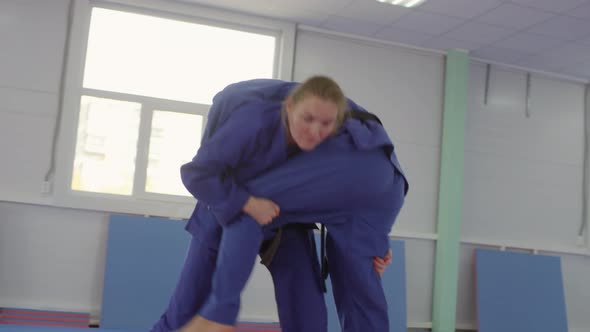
[176, 78, 408, 332]
[151, 76, 395, 332]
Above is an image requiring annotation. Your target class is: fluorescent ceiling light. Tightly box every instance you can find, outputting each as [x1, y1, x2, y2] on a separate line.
[376, 0, 427, 8]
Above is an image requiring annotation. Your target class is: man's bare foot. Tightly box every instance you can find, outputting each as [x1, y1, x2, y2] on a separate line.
[179, 315, 234, 332]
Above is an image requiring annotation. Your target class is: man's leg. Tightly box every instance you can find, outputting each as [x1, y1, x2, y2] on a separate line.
[326, 229, 390, 332]
[151, 236, 218, 332]
[248, 148, 397, 219]
[267, 227, 327, 332]
[198, 215, 263, 326]
[318, 166, 406, 332]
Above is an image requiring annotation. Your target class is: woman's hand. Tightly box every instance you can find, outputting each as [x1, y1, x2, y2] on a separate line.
[373, 248, 392, 277]
[242, 196, 280, 225]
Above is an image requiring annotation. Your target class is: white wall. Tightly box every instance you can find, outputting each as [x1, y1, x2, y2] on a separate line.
[0, 0, 67, 205]
[0, 202, 108, 314]
[464, 64, 586, 248]
[461, 62, 590, 331]
[1, 1, 589, 330]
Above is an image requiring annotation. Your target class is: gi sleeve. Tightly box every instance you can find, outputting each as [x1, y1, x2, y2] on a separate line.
[180, 111, 260, 226]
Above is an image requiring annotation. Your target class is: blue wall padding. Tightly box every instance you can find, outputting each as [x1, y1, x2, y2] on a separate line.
[475, 248, 568, 332]
[316, 235, 407, 332]
[101, 214, 190, 329]
[383, 239, 407, 332]
[101, 214, 407, 330]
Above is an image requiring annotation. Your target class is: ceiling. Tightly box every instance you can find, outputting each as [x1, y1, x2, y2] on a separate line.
[178, 0, 590, 81]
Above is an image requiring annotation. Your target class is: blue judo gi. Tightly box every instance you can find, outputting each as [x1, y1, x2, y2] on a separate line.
[152, 79, 409, 332]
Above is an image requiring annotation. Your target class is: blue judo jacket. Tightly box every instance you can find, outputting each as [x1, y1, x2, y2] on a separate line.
[181, 79, 408, 246]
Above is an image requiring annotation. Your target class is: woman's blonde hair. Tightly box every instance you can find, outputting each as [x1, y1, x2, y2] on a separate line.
[285, 75, 348, 128]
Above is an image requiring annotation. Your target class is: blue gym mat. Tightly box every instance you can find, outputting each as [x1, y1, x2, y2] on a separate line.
[100, 214, 406, 331]
[101, 214, 190, 330]
[476, 248, 568, 332]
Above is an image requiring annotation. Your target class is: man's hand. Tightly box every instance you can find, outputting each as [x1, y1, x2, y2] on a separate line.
[373, 248, 393, 277]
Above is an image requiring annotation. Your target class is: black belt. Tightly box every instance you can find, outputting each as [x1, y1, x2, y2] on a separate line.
[259, 223, 329, 293]
[346, 109, 383, 125]
[259, 227, 283, 267]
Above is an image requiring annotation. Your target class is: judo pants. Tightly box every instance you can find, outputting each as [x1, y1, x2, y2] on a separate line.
[199, 147, 405, 332]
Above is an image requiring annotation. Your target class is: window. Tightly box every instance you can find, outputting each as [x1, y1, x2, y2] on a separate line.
[145, 110, 203, 196]
[83, 8, 277, 105]
[56, 1, 295, 216]
[72, 96, 140, 195]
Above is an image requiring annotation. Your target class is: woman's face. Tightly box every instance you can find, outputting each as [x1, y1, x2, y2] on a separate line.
[286, 95, 339, 151]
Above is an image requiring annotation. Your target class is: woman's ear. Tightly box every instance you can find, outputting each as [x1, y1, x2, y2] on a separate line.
[284, 97, 293, 114]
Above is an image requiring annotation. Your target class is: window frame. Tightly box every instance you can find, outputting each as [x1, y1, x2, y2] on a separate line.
[53, 0, 296, 218]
